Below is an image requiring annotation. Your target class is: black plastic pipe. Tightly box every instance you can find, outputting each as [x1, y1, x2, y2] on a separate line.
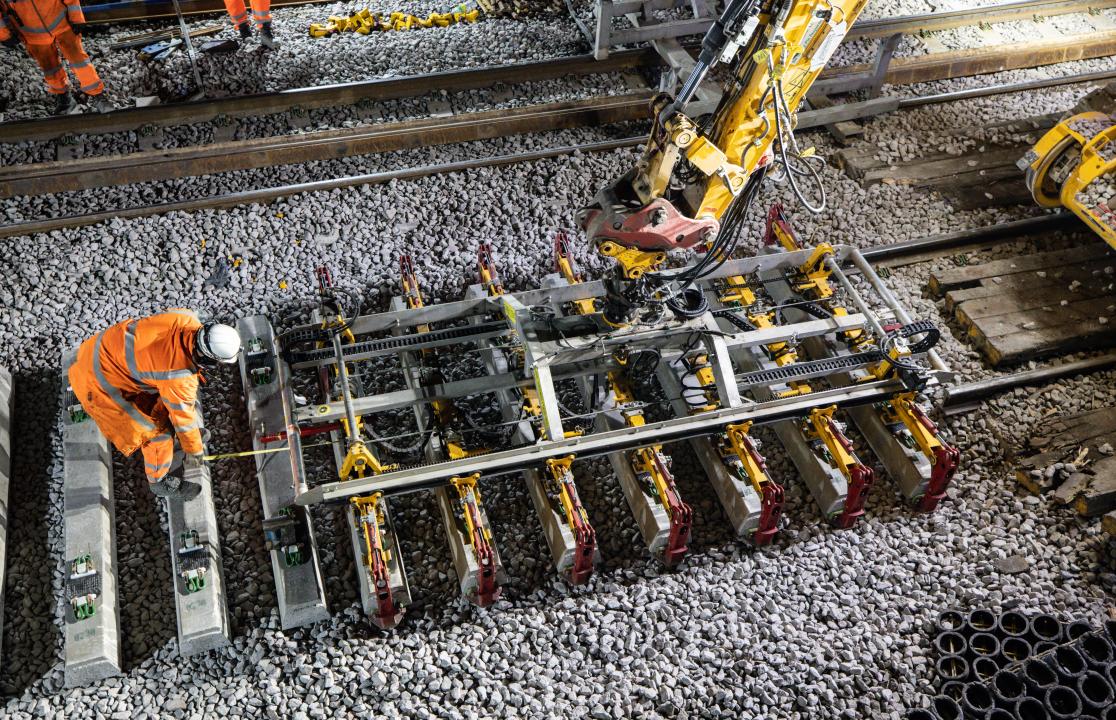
[906, 710, 935, 720]
[969, 610, 998, 635]
[973, 656, 1000, 681]
[1080, 633, 1115, 668]
[1067, 620, 1093, 642]
[938, 609, 965, 633]
[962, 683, 995, 717]
[1000, 637, 1032, 666]
[937, 654, 970, 683]
[1106, 620, 1116, 646]
[1051, 644, 1088, 682]
[986, 710, 1013, 720]
[1103, 702, 1116, 720]
[1023, 658, 1058, 698]
[935, 630, 967, 657]
[940, 681, 965, 702]
[1031, 615, 1063, 644]
[992, 669, 1026, 707]
[933, 694, 963, 720]
[1044, 686, 1081, 720]
[1077, 670, 1115, 715]
[998, 611, 1030, 639]
[1106, 662, 1116, 694]
[1033, 642, 1057, 656]
[1013, 696, 1046, 720]
[971, 633, 1001, 660]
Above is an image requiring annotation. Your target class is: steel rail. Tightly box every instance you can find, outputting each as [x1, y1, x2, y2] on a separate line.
[0, 94, 653, 198]
[3, 57, 1108, 239]
[295, 379, 910, 504]
[5, 33, 1112, 200]
[0, 49, 660, 145]
[896, 68, 1116, 109]
[845, 0, 1116, 40]
[943, 352, 1116, 410]
[13, 1, 1116, 143]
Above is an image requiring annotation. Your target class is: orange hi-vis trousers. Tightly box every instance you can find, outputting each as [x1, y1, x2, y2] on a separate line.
[223, 0, 269, 29]
[25, 26, 103, 95]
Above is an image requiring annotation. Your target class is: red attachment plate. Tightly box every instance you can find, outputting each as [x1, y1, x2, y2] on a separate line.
[917, 444, 961, 512]
[754, 482, 784, 546]
[834, 464, 875, 529]
[652, 452, 691, 566]
[465, 501, 502, 607]
[581, 197, 718, 251]
[564, 481, 597, 586]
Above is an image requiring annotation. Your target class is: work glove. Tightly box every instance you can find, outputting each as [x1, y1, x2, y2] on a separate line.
[1, 36, 20, 49]
[183, 452, 206, 471]
[69, 20, 84, 36]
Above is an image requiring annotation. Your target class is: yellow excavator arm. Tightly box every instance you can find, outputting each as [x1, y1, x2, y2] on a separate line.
[578, 0, 869, 325]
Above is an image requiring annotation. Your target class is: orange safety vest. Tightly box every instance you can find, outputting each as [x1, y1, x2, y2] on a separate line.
[0, 0, 84, 45]
[68, 309, 205, 457]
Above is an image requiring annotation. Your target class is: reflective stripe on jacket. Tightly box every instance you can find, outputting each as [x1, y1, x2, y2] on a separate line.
[68, 309, 204, 456]
[4, 0, 83, 45]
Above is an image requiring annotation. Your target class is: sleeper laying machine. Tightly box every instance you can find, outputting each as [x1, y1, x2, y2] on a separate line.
[236, 0, 960, 630]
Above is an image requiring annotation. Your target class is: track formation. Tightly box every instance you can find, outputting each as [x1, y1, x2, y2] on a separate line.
[0, 1, 1115, 718]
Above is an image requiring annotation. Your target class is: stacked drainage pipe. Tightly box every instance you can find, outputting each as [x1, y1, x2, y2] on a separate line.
[911, 611, 1116, 718]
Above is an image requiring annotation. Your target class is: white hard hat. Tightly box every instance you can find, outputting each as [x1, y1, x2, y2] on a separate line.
[196, 323, 242, 364]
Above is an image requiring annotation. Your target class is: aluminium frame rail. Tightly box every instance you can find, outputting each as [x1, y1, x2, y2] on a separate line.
[265, 246, 946, 507]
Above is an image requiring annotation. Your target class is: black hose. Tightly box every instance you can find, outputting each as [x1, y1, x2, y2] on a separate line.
[932, 695, 962, 720]
[1044, 685, 1081, 720]
[905, 711, 934, 720]
[992, 669, 1025, 707]
[936, 654, 970, 684]
[1031, 614, 1063, 644]
[1076, 669, 1114, 713]
[999, 637, 1032, 666]
[939, 681, 965, 702]
[1079, 632, 1115, 667]
[998, 611, 1030, 639]
[666, 287, 709, 319]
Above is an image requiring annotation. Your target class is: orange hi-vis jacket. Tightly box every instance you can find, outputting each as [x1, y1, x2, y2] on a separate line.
[0, 0, 85, 45]
[68, 309, 205, 458]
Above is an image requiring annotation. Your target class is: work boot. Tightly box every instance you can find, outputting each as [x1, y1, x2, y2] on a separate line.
[238, 23, 252, 39]
[90, 95, 113, 114]
[149, 476, 202, 501]
[259, 22, 279, 49]
[52, 91, 76, 115]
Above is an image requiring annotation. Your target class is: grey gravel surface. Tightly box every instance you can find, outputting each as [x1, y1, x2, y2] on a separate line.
[2, 125, 1113, 720]
[1, 10, 1115, 719]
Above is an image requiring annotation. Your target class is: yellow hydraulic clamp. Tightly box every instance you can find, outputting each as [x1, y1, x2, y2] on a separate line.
[1023, 111, 1116, 249]
[450, 474, 500, 605]
[310, 4, 480, 37]
[351, 492, 404, 628]
[544, 456, 597, 584]
[804, 406, 874, 529]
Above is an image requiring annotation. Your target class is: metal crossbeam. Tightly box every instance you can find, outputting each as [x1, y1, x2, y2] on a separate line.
[295, 379, 908, 505]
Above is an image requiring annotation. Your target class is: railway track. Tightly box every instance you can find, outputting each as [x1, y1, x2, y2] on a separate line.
[1, 61, 1109, 236]
[3, 0, 1115, 146]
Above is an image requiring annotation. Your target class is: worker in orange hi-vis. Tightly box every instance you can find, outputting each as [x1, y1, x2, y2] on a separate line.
[223, 0, 278, 49]
[67, 310, 243, 501]
[0, 0, 112, 114]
